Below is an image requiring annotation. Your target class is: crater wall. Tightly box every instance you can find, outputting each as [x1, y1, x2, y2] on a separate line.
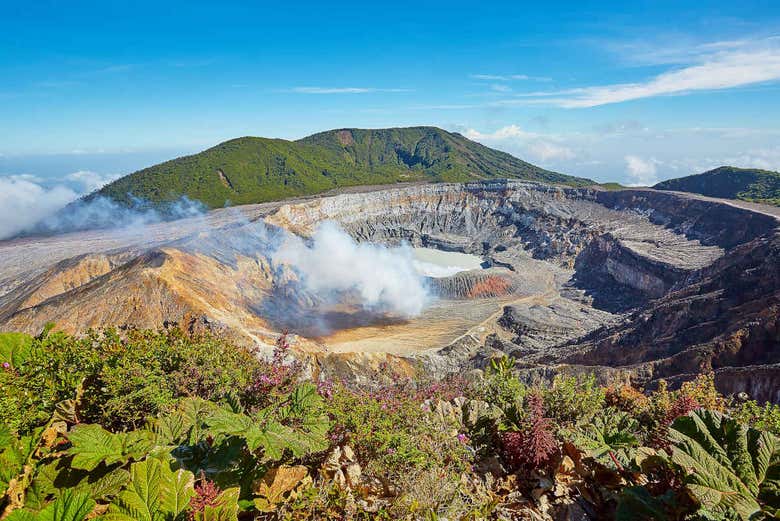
[1, 180, 777, 400]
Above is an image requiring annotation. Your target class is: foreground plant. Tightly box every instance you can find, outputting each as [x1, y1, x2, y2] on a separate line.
[668, 410, 780, 519]
[2, 328, 780, 519]
[500, 392, 557, 472]
[572, 409, 641, 470]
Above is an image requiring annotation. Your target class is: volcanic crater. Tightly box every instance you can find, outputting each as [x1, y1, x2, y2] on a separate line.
[1, 180, 778, 400]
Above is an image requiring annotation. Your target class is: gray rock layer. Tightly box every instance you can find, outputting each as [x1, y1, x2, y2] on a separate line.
[1, 180, 778, 401]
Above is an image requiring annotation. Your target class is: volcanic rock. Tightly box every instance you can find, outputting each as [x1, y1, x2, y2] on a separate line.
[0, 180, 777, 399]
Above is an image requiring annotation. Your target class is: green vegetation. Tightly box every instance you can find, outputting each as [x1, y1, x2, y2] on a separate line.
[2, 330, 779, 520]
[654, 166, 780, 206]
[94, 127, 593, 209]
[596, 182, 628, 191]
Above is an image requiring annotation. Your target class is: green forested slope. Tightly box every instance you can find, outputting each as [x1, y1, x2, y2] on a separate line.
[654, 166, 780, 206]
[94, 126, 593, 208]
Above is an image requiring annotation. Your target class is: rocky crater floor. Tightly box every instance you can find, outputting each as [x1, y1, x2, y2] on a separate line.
[1, 180, 778, 401]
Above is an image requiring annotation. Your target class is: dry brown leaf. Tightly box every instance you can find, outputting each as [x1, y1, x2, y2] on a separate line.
[253, 465, 311, 512]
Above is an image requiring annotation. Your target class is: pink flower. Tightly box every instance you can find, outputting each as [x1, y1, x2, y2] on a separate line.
[457, 433, 468, 443]
[2, 362, 9, 369]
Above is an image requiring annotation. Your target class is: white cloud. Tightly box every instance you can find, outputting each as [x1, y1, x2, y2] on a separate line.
[470, 74, 507, 81]
[624, 155, 660, 186]
[66, 170, 121, 192]
[712, 148, 780, 172]
[0, 171, 120, 240]
[526, 141, 575, 161]
[515, 37, 780, 108]
[290, 87, 412, 94]
[490, 83, 512, 92]
[463, 125, 576, 165]
[458, 122, 780, 185]
[0, 176, 79, 239]
[470, 74, 551, 81]
[464, 125, 538, 141]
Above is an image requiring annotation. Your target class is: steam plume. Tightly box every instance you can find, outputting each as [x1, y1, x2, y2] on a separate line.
[272, 221, 430, 318]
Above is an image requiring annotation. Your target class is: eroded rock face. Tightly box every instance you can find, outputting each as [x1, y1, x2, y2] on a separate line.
[0, 180, 777, 400]
[558, 231, 780, 400]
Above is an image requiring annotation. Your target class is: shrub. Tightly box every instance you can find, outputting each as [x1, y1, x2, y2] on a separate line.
[543, 374, 605, 426]
[678, 373, 724, 411]
[646, 379, 707, 449]
[0, 328, 267, 433]
[327, 381, 471, 479]
[3, 326, 778, 520]
[479, 356, 526, 411]
[605, 383, 650, 416]
[242, 331, 302, 412]
[731, 400, 780, 436]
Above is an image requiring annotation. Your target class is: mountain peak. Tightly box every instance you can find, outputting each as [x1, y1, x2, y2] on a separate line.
[94, 126, 593, 209]
[654, 165, 780, 206]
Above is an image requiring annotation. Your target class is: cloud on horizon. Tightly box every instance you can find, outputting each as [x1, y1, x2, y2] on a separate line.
[460, 123, 780, 184]
[0, 171, 121, 240]
[624, 155, 660, 186]
[463, 125, 576, 165]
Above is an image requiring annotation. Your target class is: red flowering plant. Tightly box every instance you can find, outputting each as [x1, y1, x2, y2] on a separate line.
[651, 393, 701, 450]
[243, 331, 303, 412]
[324, 363, 473, 479]
[188, 472, 223, 521]
[499, 391, 558, 473]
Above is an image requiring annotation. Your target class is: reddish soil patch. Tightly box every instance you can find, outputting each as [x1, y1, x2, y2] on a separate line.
[467, 276, 512, 298]
[337, 130, 355, 146]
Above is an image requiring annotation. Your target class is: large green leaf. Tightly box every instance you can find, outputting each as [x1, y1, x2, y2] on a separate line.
[0, 332, 33, 368]
[204, 383, 329, 461]
[66, 425, 153, 471]
[1, 430, 38, 494]
[150, 398, 215, 447]
[102, 458, 194, 521]
[254, 382, 329, 460]
[5, 489, 95, 521]
[4, 511, 36, 521]
[0, 424, 13, 452]
[669, 409, 780, 520]
[24, 459, 131, 509]
[204, 408, 262, 450]
[616, 486, 671, 521]
[37, 489, 95, 521]
[159, 464, 195, 519]
[102, 458, 164, 521]
[572, 409, 640, 469]
[253, 419, 328, 460]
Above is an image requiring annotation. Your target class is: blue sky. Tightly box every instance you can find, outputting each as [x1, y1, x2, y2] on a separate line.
[2, 0, 780, 194]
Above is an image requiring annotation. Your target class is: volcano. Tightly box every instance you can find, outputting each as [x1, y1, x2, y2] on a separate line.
[1, 179, 779, 401]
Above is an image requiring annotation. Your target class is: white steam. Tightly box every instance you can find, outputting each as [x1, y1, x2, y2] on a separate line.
[31, 195, 205, 236]
[272, 221, 430, 317]
[0, 175, 80, 240]
[0, 171, 205, 240]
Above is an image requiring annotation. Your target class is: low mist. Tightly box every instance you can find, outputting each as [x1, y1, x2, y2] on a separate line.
[28, 195, 205, 237]
[0, 172, 205, 241]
